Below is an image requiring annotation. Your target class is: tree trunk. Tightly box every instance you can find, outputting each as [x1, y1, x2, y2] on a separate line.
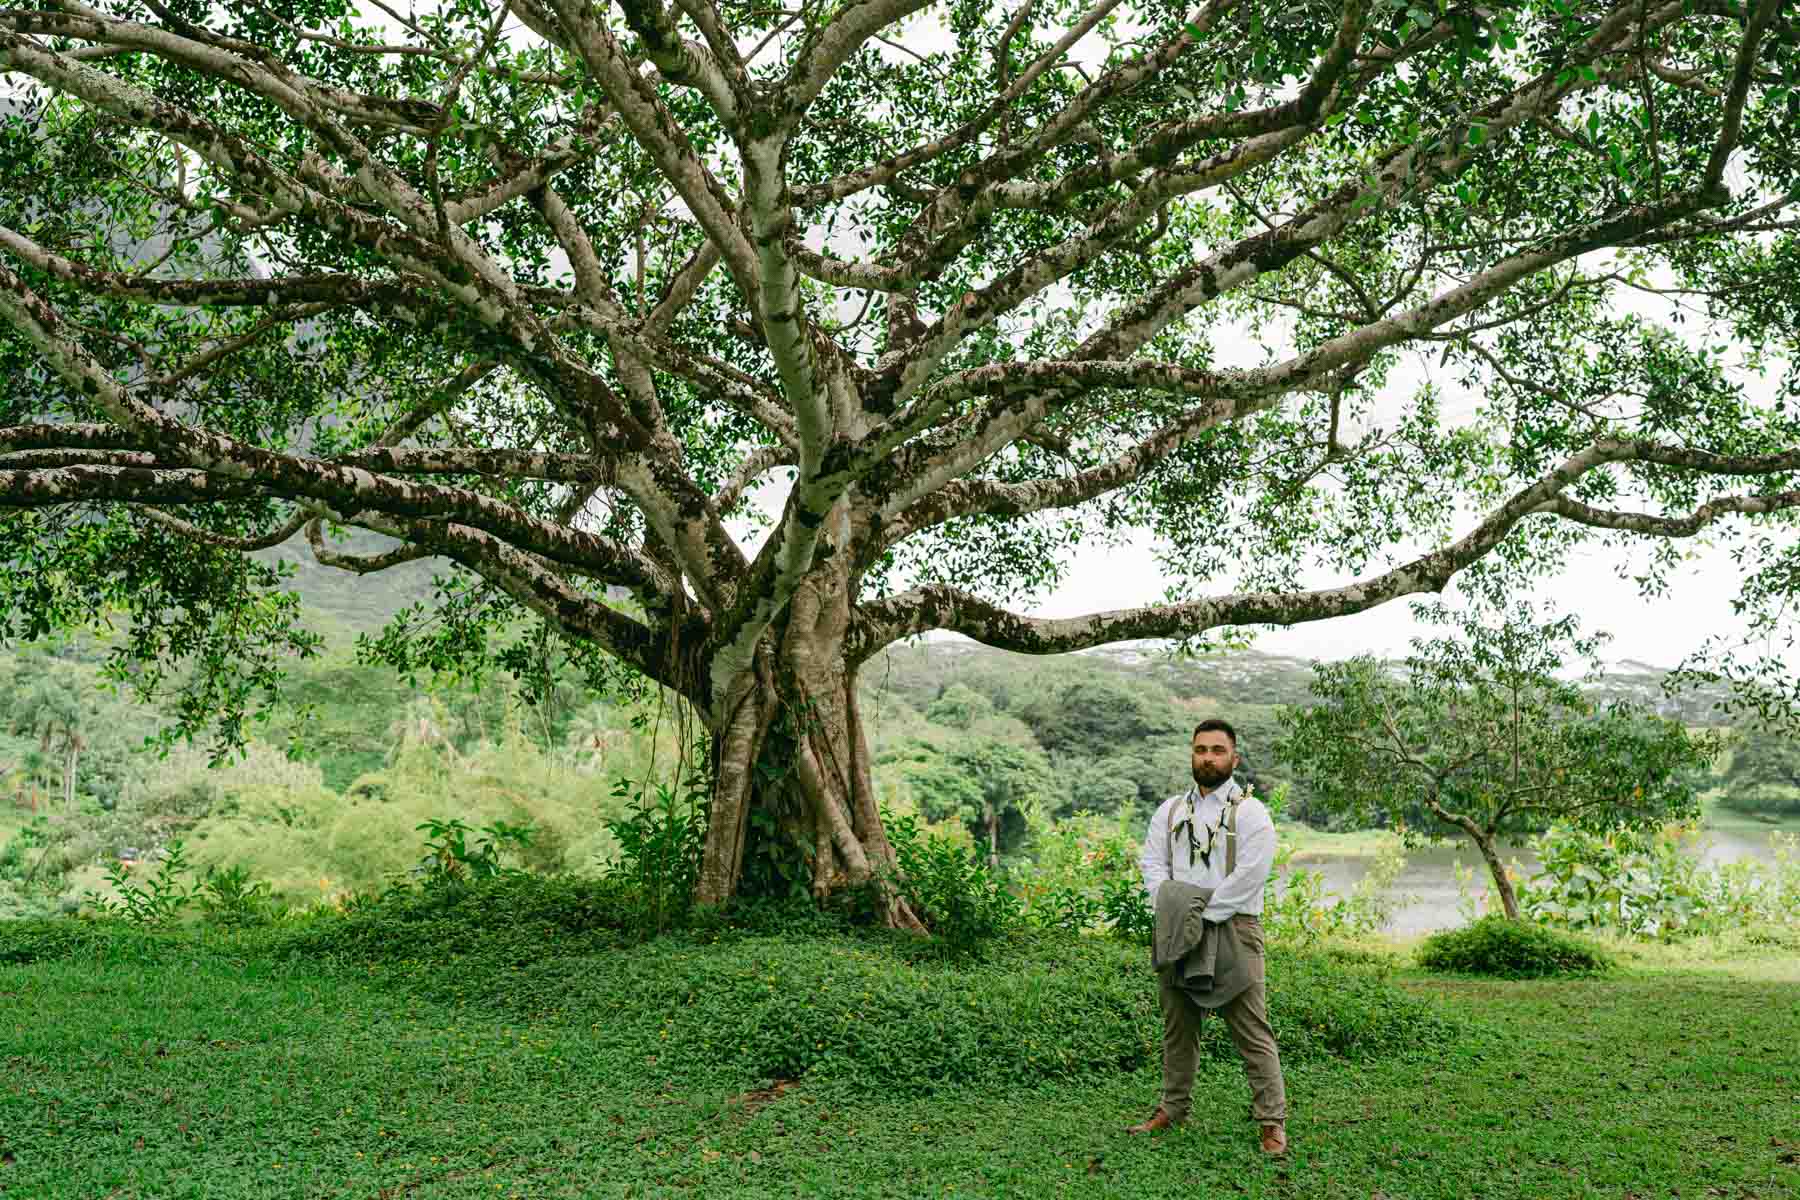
[63, 742, 78, 811]
[1426, 788, 1522, 921]
[1471, 829, 1522, 920]
[695, 571, 920, 929]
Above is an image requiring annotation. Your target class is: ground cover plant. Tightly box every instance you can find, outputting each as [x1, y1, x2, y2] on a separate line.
[3, 889, 1797, 1200]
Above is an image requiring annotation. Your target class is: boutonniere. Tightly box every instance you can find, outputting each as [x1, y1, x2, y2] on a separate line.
[1172, 796, 1231, 870]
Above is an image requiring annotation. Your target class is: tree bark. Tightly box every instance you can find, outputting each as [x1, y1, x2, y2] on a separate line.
[1426, 788, 1523, 920]
[695, 567, 921, 928]
[63, 739, 79, 811]
[1470, 829, 1522, 921]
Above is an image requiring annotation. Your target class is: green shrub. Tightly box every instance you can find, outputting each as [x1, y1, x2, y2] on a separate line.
[603, 773, 709, 937]
[1520, 823, 1800, 939]
[265, 872, 643, 964]
[1014, 809, 1144, 939]
[7, 877, 1463, 1096]
[0, 917, 168, 965]
[883, 810, 1021, 956]
[1417, 915, 1614, 978]
[194, 863, 277, 926]
[412, 816, 536, 886]
[83, 840, 198, 925]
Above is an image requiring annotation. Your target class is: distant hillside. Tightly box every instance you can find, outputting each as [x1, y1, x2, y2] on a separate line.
[253, 531, 445, 640]
[867, 638, 1728, 724]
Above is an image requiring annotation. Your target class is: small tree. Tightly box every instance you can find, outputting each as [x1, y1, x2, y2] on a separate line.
[1276, 605, 1719, 920]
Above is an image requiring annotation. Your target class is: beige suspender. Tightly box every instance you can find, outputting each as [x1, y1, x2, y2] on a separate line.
[1226, 797, 1238, 878]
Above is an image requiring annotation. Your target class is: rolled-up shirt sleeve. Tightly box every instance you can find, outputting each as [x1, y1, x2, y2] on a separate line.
[1201, 802, 1275, 923]
[1140, 799, 1172, 899]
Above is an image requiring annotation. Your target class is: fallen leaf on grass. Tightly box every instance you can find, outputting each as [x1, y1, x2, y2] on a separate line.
[729, 1079, 797, 1117]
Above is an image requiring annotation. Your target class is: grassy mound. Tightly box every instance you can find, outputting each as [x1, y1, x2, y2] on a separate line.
[1418, 915, 1614, 979]
[5, 877, 1462, 1098]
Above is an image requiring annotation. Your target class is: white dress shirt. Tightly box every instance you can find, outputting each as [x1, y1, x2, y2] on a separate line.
[1139, 777, 1276, 923]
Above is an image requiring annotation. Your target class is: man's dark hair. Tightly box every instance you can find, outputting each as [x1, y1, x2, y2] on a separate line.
[1193, 718, 1237, 745]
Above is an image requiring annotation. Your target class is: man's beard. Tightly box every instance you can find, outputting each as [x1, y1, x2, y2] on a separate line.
[1192, 763, 1233, 790]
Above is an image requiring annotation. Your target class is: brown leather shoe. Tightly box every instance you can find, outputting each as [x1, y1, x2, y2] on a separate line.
[1260, 1124, 1288, 1155]
[1126, 1108, 1178, 1135]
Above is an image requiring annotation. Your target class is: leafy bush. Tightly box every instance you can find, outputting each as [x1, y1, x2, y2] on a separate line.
[603, 769, 710, 937]
[883, 810, 1021, 955]
[1098, 876, 1154, 944]
[83, 840, 198, 925]
[8, 874, 1463, 1096]
[279, 894, 1458, 1094]
[608, 934, 1456, 1094]
[0, 918, 114, 964]
[1520, 823, 1800, 939]
[194, 863, 277, 926]
[1417, 915, 1613, 978]
[1015, 809, 1149, 941]
[266, 872, 642, 965]
[412, 817, 536, 886]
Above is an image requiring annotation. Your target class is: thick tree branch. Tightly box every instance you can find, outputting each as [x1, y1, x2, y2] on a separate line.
[0, 259, 677, 597]
[1537, 488, 1800, 536]
[847, 435, 1800, 658]
[875, 184, 1716, 530]
[782, 0, 941, 123]
[1079, 0, 1690, 363]
[541, 0, 760, 298]
[0, 9, 447, 135]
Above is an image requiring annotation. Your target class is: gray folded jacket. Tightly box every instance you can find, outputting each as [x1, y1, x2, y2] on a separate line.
[1151, 881, 1254, 1010]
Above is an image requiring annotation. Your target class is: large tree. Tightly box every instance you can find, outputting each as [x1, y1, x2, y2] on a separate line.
[1, 0, 1798, 918]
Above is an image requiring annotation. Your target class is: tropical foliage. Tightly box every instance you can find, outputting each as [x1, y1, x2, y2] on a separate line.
[1519, 822, 1800, 939]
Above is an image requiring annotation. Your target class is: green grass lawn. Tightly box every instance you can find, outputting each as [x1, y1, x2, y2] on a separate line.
[2, 917, 1796, 1199]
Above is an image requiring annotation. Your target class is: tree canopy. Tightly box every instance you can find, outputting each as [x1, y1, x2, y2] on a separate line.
[1, 0, 1797, 911]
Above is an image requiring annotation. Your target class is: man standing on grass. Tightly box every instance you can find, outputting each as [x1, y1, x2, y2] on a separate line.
[1128, 718, 1288, 1155]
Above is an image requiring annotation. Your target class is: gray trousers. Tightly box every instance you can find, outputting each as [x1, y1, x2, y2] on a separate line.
[1158, 914, 1287, 1126]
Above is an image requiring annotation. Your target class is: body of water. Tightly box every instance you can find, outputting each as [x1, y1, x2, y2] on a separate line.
[1285, 823, 1794, 936]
